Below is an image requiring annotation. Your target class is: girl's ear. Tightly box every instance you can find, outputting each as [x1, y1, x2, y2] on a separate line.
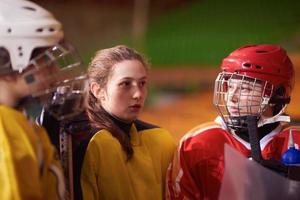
[90, 82, 105, 100]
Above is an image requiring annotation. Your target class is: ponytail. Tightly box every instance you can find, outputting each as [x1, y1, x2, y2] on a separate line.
[86, 90, 133, 160]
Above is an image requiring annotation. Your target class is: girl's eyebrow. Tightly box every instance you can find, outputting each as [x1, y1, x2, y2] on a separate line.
[119, 76, 147, 81]
[119, 77, 132, 80]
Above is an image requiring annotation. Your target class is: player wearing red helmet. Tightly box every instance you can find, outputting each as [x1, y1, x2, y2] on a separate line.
[215, 44, 294, 131]
[166, 45, 300, 200]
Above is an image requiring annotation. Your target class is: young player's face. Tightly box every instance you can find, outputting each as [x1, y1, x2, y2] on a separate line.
[0, 62, 61, 107]
[226, 78, 263, 117]
[101, 60, 148, 122]
[21, 64, 61, 96]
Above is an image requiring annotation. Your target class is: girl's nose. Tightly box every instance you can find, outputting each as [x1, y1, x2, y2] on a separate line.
[132, 87, 142, 100]
[228, 87, 239, 103]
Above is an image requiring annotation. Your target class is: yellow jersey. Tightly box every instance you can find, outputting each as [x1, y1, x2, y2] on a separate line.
[0, 105, 65, 200]
[81, 120, 176, 200]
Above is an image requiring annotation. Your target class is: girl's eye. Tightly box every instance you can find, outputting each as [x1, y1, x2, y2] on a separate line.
[139, 80, 147, 87]
[120, 81, 131, 87]
[241, 86, 251, 92]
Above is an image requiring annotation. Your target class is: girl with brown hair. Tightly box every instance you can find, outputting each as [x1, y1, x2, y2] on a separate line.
[81, 45, 175, 200]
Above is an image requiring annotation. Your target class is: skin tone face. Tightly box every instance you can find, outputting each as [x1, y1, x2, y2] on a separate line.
[95, 59, 148, 122]
[0, 63, 61, 107]
[226, 78, 264, 117]
[21, 64, 61, 95]
[1, 45, 83, 107]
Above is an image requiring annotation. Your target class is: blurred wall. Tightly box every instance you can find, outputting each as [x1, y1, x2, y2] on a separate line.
[33, 0, 300, 67]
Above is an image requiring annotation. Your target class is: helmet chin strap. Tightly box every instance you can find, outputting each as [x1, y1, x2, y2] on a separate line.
[257, 104, 290, 127]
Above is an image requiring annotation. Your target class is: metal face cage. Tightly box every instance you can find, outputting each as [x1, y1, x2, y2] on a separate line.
[1, 40, 86, 119]
[19, 40, 85, 98]
[213, 72, 274, 131]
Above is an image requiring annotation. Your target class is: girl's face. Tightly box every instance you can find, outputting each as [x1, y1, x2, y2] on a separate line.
[226, 78, 264, 116]
[100, 60, 148, 122]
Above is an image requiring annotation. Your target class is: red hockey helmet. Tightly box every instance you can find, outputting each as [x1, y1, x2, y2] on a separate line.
[221, 44, 295, 99]
[214, 45, 295, 131]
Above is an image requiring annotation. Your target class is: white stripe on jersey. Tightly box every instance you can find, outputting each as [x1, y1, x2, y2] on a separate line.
[179, 116, 225, 149]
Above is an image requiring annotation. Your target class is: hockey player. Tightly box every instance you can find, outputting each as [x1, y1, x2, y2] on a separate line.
[0, 0, 84, 199]
[80, 45, 176, 200]
[166, 44, 300, 200]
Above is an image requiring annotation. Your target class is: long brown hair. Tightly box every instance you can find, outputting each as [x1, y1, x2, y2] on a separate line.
[86, 45, 149, 160]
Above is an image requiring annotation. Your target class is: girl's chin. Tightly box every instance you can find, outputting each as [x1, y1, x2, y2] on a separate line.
[118, 113, 139, 123]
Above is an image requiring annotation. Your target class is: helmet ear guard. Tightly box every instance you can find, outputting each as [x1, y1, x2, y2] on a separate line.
[269, 86, 290, 105]
[0, 47, 12, 75]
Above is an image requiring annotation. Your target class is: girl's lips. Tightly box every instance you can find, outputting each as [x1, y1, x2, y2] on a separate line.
[228, 107, 240, 114]
[229, 108, 239, 113]
[129, 104, 142, 111]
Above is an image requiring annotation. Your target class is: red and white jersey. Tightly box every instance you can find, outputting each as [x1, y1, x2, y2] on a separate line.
[166, 117, 300, 200]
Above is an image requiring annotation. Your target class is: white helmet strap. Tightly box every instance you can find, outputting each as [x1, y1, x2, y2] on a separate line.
[257, 104, 290, 127]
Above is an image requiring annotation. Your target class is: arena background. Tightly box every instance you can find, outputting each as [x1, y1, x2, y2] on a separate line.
[35, 0, 300, 142]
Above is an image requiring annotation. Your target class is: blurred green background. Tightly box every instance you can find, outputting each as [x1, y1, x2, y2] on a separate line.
[34, 0, 300, 68]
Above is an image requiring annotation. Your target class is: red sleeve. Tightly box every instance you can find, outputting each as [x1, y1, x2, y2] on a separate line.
[166, 140, 203, 200]
[166, 124, 227, 200]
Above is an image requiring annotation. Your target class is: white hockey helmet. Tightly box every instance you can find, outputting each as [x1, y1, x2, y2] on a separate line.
[0, 0, 64, 74]
[0, 0, 86, 119]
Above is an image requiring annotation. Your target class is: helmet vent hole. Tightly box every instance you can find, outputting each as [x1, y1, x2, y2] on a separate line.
[7, 28, 12, 33]
[256, 50, 268, 53]
[278, 69, 281, 73]
[22, 6, 36, 11]
[36, 28, 43, 33]
[256, 65, 262, 69]
[243, 63, 251, 68]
